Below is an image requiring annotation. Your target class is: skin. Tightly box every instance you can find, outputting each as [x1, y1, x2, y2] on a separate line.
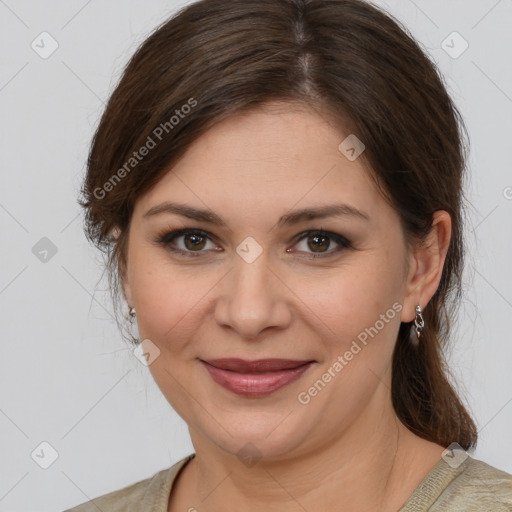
[121, 101, 452, 512]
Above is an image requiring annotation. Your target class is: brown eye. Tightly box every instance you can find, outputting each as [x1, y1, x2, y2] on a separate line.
[183, 232, 207, 251]
[291, 230, 352, 258]
[307, 234, 330, 252]
[156, 229, 217, 257]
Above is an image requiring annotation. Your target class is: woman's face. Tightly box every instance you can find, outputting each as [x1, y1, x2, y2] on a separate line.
[122, 102, 419, 460]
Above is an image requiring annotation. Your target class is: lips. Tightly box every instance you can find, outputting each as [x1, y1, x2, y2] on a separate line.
[202, 358, 313, 372]
[199, 358, 315, 397]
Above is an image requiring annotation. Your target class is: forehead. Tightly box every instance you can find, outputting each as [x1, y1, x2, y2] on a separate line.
[134, 103, 386, 225]
[183, 102, 350, 167]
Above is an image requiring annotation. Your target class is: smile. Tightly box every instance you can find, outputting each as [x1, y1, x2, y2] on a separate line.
[199, 358, 315, 397]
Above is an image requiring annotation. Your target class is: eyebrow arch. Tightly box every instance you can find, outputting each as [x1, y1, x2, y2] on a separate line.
[142, 201, 370, 227]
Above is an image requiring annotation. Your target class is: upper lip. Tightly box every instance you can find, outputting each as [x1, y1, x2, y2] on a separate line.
[201, 358, 314, 373]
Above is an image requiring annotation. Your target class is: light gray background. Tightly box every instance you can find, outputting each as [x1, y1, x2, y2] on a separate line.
[0, 1, 511, 510]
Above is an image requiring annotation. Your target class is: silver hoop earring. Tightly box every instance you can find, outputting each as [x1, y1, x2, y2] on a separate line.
[414, 305, 424, 340]
[129, 307, 136, 322]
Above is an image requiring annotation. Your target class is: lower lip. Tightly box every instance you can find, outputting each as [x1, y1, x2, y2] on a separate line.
[200, 361, 314, 397]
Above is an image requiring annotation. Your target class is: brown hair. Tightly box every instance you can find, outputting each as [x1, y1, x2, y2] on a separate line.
[79, 0, 478, 450]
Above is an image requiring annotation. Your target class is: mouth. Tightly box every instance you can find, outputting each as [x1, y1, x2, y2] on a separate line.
[199, 358, 315, 397]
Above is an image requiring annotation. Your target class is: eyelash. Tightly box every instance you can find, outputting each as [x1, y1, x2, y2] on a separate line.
[155, 228, 353, 259]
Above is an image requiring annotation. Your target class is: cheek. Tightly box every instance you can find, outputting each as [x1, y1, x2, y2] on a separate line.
[129, 265, 235, 368]
[290, 256, 403, 345]
[297, 267, 403, 416]
[135, 283, 199, 351]
[127, 249, 202, 349]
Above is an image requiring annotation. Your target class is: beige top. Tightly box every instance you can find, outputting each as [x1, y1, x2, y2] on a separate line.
[64, 453, 512, 511]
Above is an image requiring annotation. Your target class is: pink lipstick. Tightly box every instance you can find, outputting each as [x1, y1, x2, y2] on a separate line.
[200, 358, 314, 397]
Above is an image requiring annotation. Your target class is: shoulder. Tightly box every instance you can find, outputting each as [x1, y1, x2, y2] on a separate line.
[401, 454, 512, 512]
[437, 457, 512, 511]
[62, 454, 195, 512]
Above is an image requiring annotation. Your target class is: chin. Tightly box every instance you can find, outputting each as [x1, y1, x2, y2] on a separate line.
[193, 411, 315, 462]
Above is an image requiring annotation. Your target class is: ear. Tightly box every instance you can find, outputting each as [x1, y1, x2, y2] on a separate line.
[110, 225, 133, 306]
[121, 267, 133, 306]
[401, 210, 452, 322]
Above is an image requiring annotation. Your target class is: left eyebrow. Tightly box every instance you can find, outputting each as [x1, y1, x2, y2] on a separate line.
[276, 203, 370, 227]
[142, 201, 370, 227]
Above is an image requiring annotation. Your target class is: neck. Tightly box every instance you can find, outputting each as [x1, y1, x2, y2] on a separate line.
[176, 386, 444, 512]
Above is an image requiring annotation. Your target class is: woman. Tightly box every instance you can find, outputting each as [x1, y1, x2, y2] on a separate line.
[66, 0, 512, 510]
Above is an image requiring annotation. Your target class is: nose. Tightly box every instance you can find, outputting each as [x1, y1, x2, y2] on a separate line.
[214, 251, 292, 340]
